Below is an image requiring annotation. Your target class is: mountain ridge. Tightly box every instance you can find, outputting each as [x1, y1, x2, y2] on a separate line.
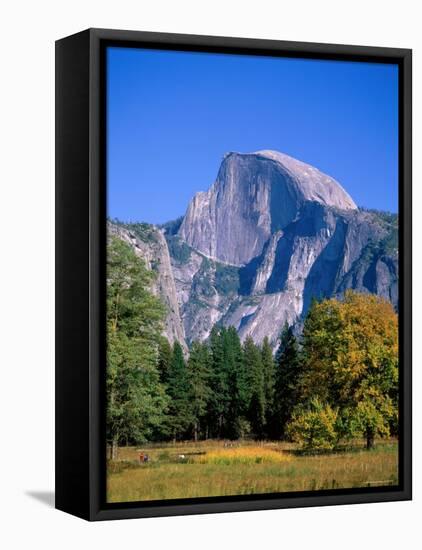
[109, 150, 398, 349]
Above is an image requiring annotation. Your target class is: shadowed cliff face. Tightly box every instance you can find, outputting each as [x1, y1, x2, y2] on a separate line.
[174, 205, 397, 347]
[178, 151, 357, 266]
[110, 150, 397, 348]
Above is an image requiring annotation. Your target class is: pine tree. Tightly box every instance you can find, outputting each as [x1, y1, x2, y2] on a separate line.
[187, 341, 211, 441]
[261, 336, 276, 437]
[272, 322, 301, 439]
[106, 236, 168, 458]
[157, 337, 173, 384]
[224, 326, 245, 439]
[243, 336, 266, 439]
[166, 341, 192, 441]
[207, 326, 230, 438]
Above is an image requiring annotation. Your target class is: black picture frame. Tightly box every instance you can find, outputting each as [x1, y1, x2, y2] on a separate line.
[55, 28, 412, 521]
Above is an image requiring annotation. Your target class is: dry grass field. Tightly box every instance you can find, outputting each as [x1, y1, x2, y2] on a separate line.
[106, 439, 398, 503]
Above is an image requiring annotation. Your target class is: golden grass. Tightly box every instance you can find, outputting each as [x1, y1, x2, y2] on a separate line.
[107, 439, 398, 503]
[193, 446, 291, 465]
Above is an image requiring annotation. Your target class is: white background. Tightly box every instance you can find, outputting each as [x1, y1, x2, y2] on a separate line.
[0, 1, 419, 548]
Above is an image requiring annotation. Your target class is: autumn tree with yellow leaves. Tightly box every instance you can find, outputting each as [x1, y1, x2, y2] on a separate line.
[288, 291, 398, 450]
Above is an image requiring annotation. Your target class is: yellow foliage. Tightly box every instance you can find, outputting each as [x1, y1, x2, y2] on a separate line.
[302, 291, 398, 404]
[298, 291, 399, 446]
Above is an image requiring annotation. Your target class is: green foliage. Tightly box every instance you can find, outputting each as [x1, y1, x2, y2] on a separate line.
[287, 399, 339, 451]
[187, 341, 212, 440]
[243, 336, 266, 439]
[198, 325, 276, 441]
[360, 208, 398, 255]
[207, 326, 231, 438]
[107, 332, 168, 446]
[261, 336, 275, 435]
[157, 337, 173, 385]
[380, 226, 398, 255]
[166, 235, 192, 263]
[166, 342, 193, 440]
[361, 208, 398, 227]
[119, 221, 159, 244]
[270, 323, 302, 439]
[185, 259, 240, 302]
[214, 264, 240, 295]
[106, 236, 168, 449]
[192, 260, 215, 298]
[224, 326, 246, 438]
[204, 325, 249, 439]
[350, 392, 396, 449]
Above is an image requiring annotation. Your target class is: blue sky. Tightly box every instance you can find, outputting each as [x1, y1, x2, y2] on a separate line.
[107, 47, 398, 224]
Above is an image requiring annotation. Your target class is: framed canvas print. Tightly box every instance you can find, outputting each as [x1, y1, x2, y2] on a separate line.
[55, 28, 412, 521]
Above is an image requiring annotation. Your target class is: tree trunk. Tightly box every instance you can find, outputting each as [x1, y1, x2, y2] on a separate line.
[111, 438, 118, 460]
[193, 422, 198, 442]
[366, 428, 375, 450]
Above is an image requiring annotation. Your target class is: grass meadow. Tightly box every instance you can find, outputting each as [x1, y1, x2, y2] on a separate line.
[106, 439, 398, 503]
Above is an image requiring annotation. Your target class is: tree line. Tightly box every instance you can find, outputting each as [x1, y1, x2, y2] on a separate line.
[107, 235, 398, 457]
[157, 325, 297, 443]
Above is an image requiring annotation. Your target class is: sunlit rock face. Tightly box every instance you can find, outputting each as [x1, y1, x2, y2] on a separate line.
[178, 151, 357, 266]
